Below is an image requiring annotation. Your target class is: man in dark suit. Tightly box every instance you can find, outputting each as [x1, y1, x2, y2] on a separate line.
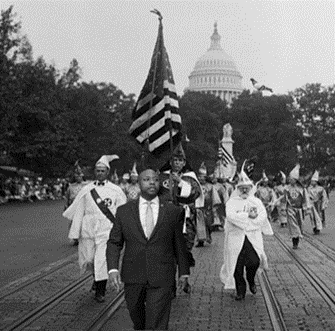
[107, 168, 190, 330]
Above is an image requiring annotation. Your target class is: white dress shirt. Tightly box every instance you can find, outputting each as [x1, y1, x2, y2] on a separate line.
[139, 196, 159, 237]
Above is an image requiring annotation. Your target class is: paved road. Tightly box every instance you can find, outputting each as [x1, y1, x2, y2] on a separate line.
[0, 191, 334, 290]
[0, 200, 76, 288]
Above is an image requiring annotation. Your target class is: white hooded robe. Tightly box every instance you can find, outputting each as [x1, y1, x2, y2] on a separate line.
[220, 194, 273, 289]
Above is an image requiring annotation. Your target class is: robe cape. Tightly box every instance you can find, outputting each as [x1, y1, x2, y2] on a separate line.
[220, 193, 273, 289]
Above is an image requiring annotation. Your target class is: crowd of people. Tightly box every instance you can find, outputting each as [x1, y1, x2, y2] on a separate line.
[49, 145, 335, 330]
[0, 176, 68, 204]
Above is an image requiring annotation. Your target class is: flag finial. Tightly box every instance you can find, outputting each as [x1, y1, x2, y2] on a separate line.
[150, 9, 163, 21]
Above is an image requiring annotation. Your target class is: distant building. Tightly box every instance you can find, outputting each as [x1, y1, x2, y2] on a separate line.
[185, 22, 243, 104]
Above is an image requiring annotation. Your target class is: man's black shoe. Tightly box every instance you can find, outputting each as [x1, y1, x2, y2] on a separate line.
[234, 294, 245, 301]
[94, 294, 105, 303]
[195, 241, 204, 247]
[249, 284, 257, 294]
[90, 281, 97, 292]
[188, 252, 195, 267]
[183, 282, 191, 294]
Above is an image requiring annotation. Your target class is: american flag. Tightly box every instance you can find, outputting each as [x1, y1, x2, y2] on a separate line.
[129, 18, 182, 155]
[217, 143, 234, 166]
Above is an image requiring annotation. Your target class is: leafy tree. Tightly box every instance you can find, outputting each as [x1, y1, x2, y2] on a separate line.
[179, 91, 229, 171]
[229, 91, 300, 178]
[0, 5, 35, 165]
[289, 83, 335, 173]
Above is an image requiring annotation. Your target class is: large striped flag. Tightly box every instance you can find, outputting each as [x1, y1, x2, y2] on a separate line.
[217, 142, 234, 166]
[129, 12, 182, 156]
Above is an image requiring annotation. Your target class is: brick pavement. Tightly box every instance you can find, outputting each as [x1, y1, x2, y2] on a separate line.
[5, 219, 335, 330]
[101, 223, 335, 331]
[102, 230, 274, 331]
[265, 223, 335, 331]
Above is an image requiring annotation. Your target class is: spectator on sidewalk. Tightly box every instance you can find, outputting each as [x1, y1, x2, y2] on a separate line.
[220, 170, 273, 301]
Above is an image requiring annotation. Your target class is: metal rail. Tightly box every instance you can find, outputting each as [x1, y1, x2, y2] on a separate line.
[258, 271, 288, 331]
[85, 289, 125, 331]
[303, 232, 335, 263]
[3, 274, 92, 331]
[0, 253, 77, 301]
[274, 233, 335, 314]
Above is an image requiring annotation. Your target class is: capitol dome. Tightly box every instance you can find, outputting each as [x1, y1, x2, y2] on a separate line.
[185, 22, 243, 104]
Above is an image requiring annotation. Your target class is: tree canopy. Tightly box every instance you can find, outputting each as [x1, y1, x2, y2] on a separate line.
[1, 5, 334, 179]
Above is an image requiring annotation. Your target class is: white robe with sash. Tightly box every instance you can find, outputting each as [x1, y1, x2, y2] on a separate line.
[63, 181, 127, 281]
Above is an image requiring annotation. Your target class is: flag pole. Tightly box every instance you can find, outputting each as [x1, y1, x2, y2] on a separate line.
[151, 9, 174, 199]
[151, 10, 174, 157]
[141, 10, 162, 170]
[217, 131, 222, 180]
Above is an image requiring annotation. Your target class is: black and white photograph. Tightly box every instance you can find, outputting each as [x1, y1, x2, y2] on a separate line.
[0, 0, 334, 330]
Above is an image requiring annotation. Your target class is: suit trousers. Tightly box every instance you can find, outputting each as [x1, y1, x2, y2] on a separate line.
[233, 236, 260, 296]
[124, 283, 174, 330]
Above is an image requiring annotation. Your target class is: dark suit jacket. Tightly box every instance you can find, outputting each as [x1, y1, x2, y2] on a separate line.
[106, 198, 190, 287]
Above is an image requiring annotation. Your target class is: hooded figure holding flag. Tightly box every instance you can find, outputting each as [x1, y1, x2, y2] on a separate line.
[284, 164, 311, 249]
[307, 170, 328, 232]
[220, 170, 273, 300]
[63, 155, 127, 303]
[159, 143, 203, 266]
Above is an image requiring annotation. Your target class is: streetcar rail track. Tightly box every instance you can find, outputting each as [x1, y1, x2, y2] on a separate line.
[258, 270, 288, 331]
[85, 289, 125, 331]
[3, 273, 92, 331]
[0, 253, 77, 301]
[274, 233, 335, 314]
[303, 232, 335, 263]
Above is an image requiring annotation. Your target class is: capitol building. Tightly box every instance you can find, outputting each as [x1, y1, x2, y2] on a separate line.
[185, 22, 243, 104]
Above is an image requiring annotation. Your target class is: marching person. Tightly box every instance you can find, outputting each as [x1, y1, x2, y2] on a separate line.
[220, 170, 273, 300]
[107, 168, 190, 330]
[307, 170, 328, 232]
[284, 164, 310, 249]
[64, 161, 89, 246]
[255, 171, 275, 221]
[159, 142, 203, 269]
[126, 162, 141, 201]
[211, 172, 227, 231]
[274, 171, 288, 228]
[63, 155, 127, 303]
[196, 163, 213, 246]
[111, 169, 119, 185]
[119, 172, 130, 194]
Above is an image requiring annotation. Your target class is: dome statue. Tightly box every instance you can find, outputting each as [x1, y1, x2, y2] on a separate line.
[185, 22, 243, 105]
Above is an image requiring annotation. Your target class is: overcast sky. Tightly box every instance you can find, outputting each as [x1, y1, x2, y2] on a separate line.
[1, 0, 334, 97]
